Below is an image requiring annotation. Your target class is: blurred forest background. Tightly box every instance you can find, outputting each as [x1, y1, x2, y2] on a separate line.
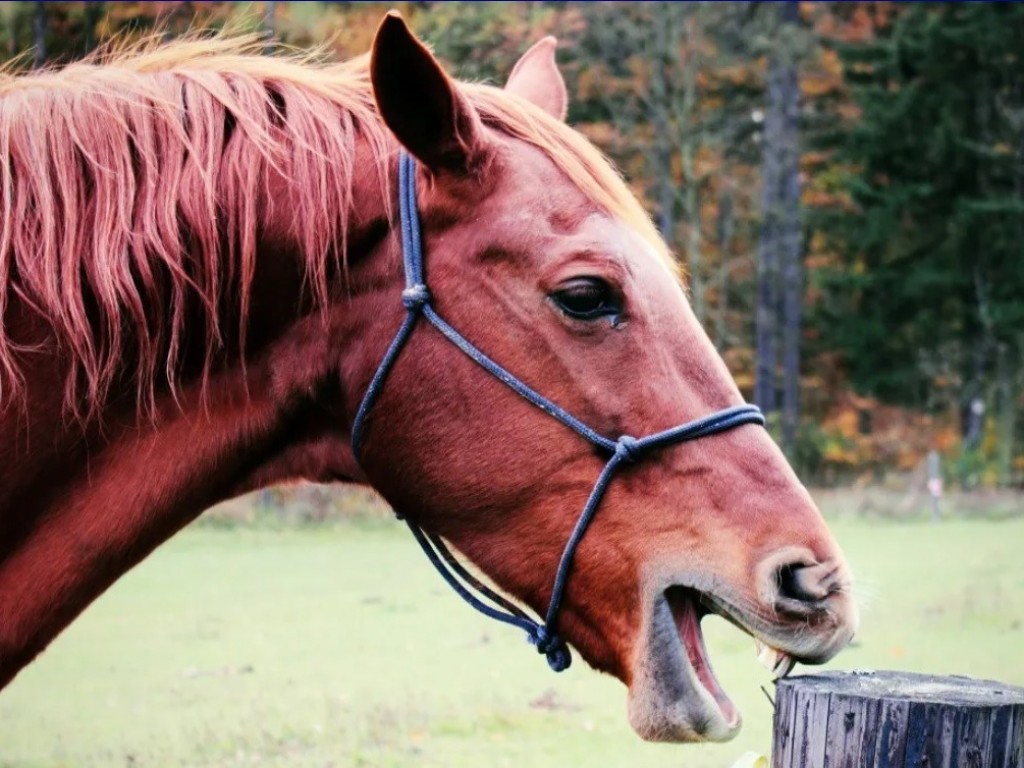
[4, 0, 1024, 499]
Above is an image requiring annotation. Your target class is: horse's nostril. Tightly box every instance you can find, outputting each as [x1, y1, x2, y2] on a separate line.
[776, 562, 831, 604]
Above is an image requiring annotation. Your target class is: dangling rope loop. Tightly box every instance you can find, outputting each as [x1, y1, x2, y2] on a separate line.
[351, 152, 766, 673]
[528, 625, 571, 672]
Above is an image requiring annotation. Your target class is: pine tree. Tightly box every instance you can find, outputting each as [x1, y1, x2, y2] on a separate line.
[819, 3, 1024, 465]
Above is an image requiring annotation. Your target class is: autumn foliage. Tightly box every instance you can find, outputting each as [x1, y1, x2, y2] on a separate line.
[2, 1, 1021, 489]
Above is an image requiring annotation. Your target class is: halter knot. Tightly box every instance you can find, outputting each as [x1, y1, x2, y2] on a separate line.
[401, 284, 431, 311]
[528, 625, 572, 672]
[615, 435, 642, 463]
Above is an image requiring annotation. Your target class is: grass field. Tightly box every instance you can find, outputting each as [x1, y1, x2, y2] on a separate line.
[1, 513, 1022, 768]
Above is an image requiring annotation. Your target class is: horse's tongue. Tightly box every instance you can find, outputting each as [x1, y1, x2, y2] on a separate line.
[672, 593, 738, 726]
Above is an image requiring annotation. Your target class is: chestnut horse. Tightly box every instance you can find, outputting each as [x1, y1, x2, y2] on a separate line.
[0, 14, 857, 743]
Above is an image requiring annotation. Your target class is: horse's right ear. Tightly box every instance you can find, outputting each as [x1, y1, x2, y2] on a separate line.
[371, 12, 487, 173]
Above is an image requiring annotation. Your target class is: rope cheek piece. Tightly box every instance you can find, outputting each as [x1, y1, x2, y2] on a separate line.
[351, 152, 766, 673]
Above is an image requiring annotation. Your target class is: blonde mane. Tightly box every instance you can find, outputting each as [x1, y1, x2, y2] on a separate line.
[0, 34, 667, 415]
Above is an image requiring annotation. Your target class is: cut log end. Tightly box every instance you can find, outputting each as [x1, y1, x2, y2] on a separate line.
[772, 670, 1024, 768]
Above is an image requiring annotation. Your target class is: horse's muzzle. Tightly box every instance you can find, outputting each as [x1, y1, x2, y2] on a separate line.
[625, 556, 858, 744]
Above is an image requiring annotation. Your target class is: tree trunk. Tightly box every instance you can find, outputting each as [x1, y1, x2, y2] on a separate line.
[995, 342, 1017, 486]
[647, 8, 676, 243]
[682, 136, 705, 321]
[778, 0, 802, 457]
[780, 230, 802, 459]
[756, 9, 788, 416]
[773, 671, 1024, 768]
[32, 0, 46, 69]
[84, 1, 104, 55]
[714, 180, 735, 350]
[678, 12, 705, 324]
[264, 0, 277, 52]
[758, 0, 802, 441]
[6, 8, 14, 59]
[755, 180, 778, 414]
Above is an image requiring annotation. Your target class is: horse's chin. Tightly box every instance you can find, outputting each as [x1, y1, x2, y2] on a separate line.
[627, 588, 742, 743]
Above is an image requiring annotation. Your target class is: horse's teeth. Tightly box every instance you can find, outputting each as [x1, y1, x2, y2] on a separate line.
[772, 653, 796, 680]
[755, 639, 794, 678]
[754, 639, 775, 668]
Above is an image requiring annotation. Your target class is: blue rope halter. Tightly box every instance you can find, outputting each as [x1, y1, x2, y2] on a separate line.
[351, 152, 765, 673]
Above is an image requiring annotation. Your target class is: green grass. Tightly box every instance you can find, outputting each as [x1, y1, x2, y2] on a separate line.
[1, 516, 1022, 768]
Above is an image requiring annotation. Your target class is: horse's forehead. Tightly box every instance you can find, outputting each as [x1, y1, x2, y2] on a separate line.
[475, 139, 677, 281]
[489, 140, 592, 208]
[487, 204, 674, 282]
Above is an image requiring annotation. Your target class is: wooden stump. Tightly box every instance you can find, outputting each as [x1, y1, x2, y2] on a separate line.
[772, 670, 1024, 768]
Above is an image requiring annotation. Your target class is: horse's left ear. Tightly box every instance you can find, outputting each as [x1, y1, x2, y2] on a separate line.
[371, 11, 488, 172]
[505, 37, 568, 122]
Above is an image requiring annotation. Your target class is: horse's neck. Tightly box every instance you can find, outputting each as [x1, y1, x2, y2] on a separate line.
[0, 147, 397, 688]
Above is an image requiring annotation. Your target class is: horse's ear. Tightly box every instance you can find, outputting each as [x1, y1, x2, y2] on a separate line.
[371, 12, 487, 172]
[505, 37, 568, 122]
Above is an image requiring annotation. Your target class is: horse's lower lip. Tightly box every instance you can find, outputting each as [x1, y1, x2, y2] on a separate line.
[627, 587, 744, 742]
[664, 587, 739, 727]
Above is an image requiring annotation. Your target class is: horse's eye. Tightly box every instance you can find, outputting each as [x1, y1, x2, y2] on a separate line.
[551, 278, 620, 321]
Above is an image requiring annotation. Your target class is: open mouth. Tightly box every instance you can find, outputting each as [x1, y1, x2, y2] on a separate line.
[665, 587, 796, 728]
[628, 585, 802, 743]
[665, 587, 741, 729]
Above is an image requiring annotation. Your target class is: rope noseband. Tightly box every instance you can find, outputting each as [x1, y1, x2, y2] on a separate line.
[351, 152, 765, 672]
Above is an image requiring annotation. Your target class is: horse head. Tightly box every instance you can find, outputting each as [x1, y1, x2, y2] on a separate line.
[350, 14, 858, 743]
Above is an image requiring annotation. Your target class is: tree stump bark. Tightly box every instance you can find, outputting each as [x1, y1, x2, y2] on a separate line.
[772, 670, 1024, 768]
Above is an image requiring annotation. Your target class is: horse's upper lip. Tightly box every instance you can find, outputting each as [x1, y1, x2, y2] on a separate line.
[698, 587, 852, 665]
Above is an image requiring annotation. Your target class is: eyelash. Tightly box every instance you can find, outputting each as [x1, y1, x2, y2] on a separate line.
[550, 277, 622, 323]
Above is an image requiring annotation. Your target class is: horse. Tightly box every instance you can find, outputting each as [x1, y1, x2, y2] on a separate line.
[0, 13, 857, 744]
